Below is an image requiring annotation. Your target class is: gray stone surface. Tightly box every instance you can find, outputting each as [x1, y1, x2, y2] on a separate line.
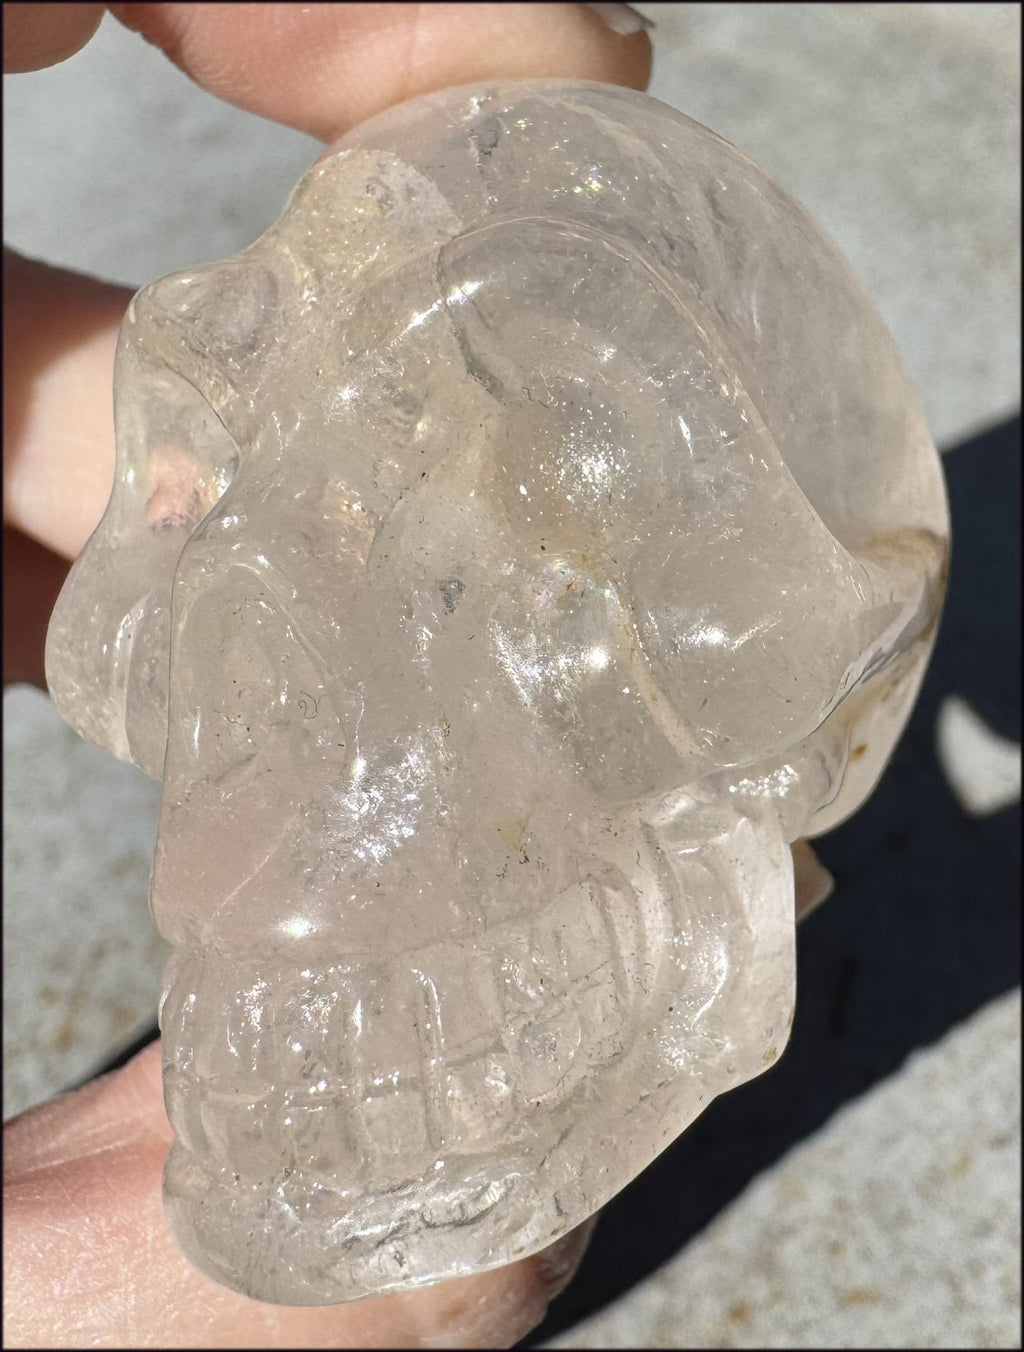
[542, 987, 1022, 1350]
[639, 2, 1021, 451]
[2, 12, 319, 286]
[2, 686, 166, 1119]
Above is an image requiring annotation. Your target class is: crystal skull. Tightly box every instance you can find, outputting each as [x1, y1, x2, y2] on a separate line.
[45, 80, 949, 1305]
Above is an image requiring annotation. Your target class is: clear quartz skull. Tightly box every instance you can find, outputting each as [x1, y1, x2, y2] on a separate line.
[45, 80, 948, 1305]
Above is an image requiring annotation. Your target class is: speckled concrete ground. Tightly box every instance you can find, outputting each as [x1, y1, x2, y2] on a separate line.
[2, 686, 166, 1117]
[541, 988, 1021, 1350]
[634, 2, 1021, 451]
[4, 4, 1020, 1347]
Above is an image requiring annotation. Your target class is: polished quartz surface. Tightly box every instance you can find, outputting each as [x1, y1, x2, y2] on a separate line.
[44, 80, 948, 1304]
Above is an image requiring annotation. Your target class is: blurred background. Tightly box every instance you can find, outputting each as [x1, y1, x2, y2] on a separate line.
[3, 4, 1020, 1347]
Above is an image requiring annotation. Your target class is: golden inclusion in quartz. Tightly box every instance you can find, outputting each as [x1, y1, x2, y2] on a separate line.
[46, 81, 949, 1304]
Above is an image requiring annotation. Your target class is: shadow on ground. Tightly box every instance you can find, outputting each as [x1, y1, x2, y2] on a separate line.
[527, 414, 1021, 1344]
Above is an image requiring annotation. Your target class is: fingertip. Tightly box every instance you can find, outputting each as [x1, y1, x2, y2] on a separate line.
[3, 2, 107, 73]
[530, 1214, 599, 1303]
[577, 2, 654, 86]
[792, 838, 835, 920]
[110, 2, 652, 143]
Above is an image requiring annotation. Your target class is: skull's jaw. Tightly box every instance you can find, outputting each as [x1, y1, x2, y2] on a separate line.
[158, 799, 793, 1304]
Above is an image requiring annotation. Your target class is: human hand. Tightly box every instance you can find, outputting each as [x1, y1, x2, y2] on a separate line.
[2, 5, 650, 1347]
[2, 0, 651, 681]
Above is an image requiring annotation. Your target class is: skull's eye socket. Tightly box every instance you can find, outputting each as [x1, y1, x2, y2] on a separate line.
[111, 341, 241, 542]
[143, 407, 238, 535]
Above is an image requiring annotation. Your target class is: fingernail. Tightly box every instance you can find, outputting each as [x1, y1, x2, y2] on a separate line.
[582, 3, 655, 37]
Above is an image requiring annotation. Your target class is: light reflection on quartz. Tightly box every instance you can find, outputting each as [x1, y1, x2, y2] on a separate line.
[728, 763, 800, 798]
[400, 280, 482, 339]
[676, 615, 781, 653]
[400, 298, 442, 337]
[280, 914, 315, 940]
[325, 735, 438, 864]
[691, 937, 731, 1024]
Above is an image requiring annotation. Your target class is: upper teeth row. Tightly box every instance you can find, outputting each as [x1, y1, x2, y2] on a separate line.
[160, 853, 665, 1186]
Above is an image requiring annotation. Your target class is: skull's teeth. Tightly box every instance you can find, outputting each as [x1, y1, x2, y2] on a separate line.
[161, 872, 653, 1183]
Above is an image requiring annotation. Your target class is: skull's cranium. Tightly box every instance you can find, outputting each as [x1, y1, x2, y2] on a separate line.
[46, 81, 948, 1304]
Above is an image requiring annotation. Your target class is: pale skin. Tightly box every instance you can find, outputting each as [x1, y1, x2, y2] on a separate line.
[2, 6, 829, 1346]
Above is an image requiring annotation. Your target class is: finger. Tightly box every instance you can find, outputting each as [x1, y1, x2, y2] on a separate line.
[3, 249, 130, 559]
[2, 526, 70, 687]
[2, 2, 107, 73]
[110, 2, 653, 143]
[4, 1041, 591, 1348]
[792, 838, 835, 920]
[5, 6, 648, 561]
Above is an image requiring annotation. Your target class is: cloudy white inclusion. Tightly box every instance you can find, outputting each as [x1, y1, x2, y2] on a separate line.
[326, 738, 435, 864]
[728, 764, 800, 799]
[680, 615, 779, 652]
